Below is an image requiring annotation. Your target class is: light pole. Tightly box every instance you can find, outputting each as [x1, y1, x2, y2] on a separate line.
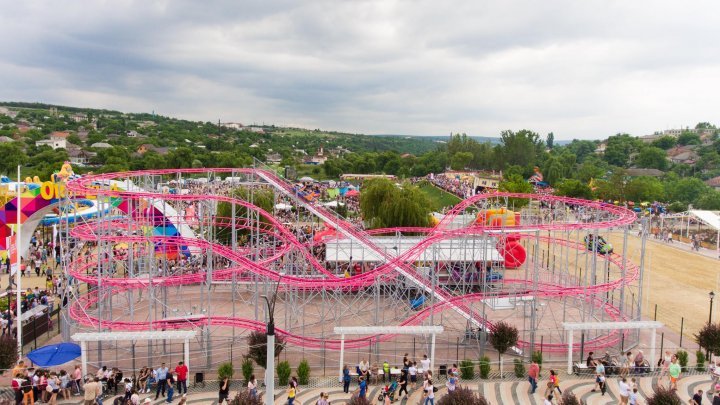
[262, 278, 281, 405]
[709, 291, 715, 325]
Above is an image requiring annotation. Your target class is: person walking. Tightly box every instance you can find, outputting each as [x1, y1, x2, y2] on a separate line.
[248, 375, 257, 399]
[287, 382, 296, 405]
[84, 377, 102, 405]
[549, 370, 562, 395]
[528, 360, 540, 394]
[174, 361, 188, 395]
[397, 372, 408, 399]
[218, 377, 230, 404]
[424, 379, 435, 405]
[154, 363, 169, 400]
[342, 365, 351, 393]
[669, 355, 681, 391]
[618, 377, 630, 404]
[165, 372, 175, 403]
[710, 361, 720, 395]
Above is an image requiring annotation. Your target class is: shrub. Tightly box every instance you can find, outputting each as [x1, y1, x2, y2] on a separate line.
[247, 331, 285, 369]
[437, 386, 490, 405]
[696, 350, 707, 371]
[479, 356, 491, 379]
[676, 350, 688, 371]
[241, 357, 254, 383]
[218, 362, 234, 380]
[459, 359, 475, 379]
[230, 390, 262, 405]
[561, 391, 581, 405]
[513, 359, 526, 378]
[297, 359, 310, 385]
[347, 394, 371, 405]
[531, 351, 543, 367]
[276, 361, 291, 386]
[0, 335, 19, 371]
[695, 323, 720, 356]
[646, 386, 682, 405]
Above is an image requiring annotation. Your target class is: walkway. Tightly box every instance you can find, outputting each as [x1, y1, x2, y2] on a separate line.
[25, 373, 714, 404]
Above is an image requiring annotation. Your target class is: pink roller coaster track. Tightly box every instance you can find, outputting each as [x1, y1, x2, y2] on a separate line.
[65, 169, 639, 352]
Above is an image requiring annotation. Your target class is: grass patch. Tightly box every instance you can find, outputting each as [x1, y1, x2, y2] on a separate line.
[416, 180, 462, 212]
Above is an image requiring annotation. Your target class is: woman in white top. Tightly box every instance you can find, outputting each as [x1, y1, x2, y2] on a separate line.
[248, 375, 257, 399]
[424, 380, 435, 405]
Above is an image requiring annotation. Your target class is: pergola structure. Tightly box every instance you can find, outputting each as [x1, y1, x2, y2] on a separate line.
[334, 326, 444, 379]
[72, 331, 197, 377]
[659, 210, 720, 253]
[562, 321, 663, 374]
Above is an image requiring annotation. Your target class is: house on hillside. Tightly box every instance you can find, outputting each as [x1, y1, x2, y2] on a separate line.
[126, 130, 141, 138]
[705, 176, 720, 191]
[595, 142, 607, 154]
[221, 122, 243, 130]
[70, 113, 87, 123]
[90, 142, 112, 149]
[266, 153, 283, 164]
[68, 149, 96, 166]
[0, 136, 15, 143]
[666, 146, 699, 165]
[304, 147, 327, 165]
[136, 143, 169, 155]
[625, 168, 665, 177]
[35, 131, 69, 150]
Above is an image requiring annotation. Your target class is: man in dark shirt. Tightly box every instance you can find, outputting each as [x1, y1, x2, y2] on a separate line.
[586, 352, 595, 367]
[693, 389, 703, 404]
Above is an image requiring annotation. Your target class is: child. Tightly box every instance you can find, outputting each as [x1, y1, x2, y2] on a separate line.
[409, 362, 418, 387]
[629, 387, 638, 404]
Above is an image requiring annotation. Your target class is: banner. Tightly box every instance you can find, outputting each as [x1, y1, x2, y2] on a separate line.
[6, 236, 18, 275]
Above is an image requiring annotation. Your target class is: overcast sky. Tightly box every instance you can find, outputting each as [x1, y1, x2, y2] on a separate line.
[1, 1, 718, 140]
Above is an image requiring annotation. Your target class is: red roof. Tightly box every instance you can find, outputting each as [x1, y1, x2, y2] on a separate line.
[706, 176, 720, 187]
[51, 131, 70, 138]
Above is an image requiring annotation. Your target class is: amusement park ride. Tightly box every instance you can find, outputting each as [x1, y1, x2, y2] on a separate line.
[3, 162, 645, 372]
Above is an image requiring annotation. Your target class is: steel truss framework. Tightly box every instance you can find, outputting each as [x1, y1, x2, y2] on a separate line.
[56, 163, 646, 373]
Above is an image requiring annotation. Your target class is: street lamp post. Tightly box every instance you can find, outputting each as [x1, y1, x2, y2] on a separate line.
[707, 291, 715, 361]
[262, 279, 281, 405]
[709, 291, 715, 325]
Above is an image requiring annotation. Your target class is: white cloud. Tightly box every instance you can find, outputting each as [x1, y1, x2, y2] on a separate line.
[0, 0, 719, 139]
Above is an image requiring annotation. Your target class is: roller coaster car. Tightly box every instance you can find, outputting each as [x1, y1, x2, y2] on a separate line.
[484, 271, 503, 283]
[584, 235, 613, 255]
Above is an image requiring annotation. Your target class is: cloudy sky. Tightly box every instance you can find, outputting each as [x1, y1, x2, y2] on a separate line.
[1, 1, 718, 139]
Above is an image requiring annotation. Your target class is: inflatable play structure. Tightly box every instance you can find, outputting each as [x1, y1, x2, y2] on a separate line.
[0, 162, 196, 259]
[475, 208, 526, 268]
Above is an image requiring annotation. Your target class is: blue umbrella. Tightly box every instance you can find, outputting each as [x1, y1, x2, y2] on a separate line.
[27, 343, 81, 367]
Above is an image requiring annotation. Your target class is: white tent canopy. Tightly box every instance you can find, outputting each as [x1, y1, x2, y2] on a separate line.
[661, 210, 720, 253]
[72, 331, 197, 377]
[325, 236, 502, 263]
[562, 321, 663, 374]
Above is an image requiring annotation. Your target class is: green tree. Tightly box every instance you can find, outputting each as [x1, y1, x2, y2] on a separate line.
[625, 177, 665, 202]
[450, 151, 474, 170]
[489, 321, 519, 378]
[246, 331, 285, 369]
[542, 155, 565, 185]
[0, 143, 29, 176]
[651, 136, 677, 150]
[695, 323, 720, 357]
[546, 132, 554, 149]
[215, 187, 275, 245]
[665, 177, 709, 205]
[359, 179, 431, 229]
[697, 190, 720, 210]
[555, 179, 593, 199]
[593, 169, 627, 201]
[498, 174, 534, 208]
[500, 129, 543, 168]
[167, 147, 195, 169]
[636, 147, 668, 170]
[603, 134, 641, 167]
[677, 131, 701, 146]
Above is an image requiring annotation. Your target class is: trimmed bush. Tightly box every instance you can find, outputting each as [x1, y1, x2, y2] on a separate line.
[646, 386, 682, 405]
[218, 362, 234, 380]
[479, 356, 491, 379]
[531, 351, 543, 368]
[437, 386, 490, 405]
[696, 350, 706, 371]
[241, 357, 254, 383]
[513, 359, 526, 378]
[247, 331, 285, 369]
[561, 391, 581, 405]
[0, 336, 19, 371]
[460, 359, 475, 379]
[347, 394, 371, 405]
[276, 361, 291, 386]
[230, 390, 262, 405]
[676, 350, 688, 371]
[297, 359, 310, 385]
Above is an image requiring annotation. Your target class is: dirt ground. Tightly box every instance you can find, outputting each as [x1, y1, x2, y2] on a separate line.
[607, 231, 719, 343]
